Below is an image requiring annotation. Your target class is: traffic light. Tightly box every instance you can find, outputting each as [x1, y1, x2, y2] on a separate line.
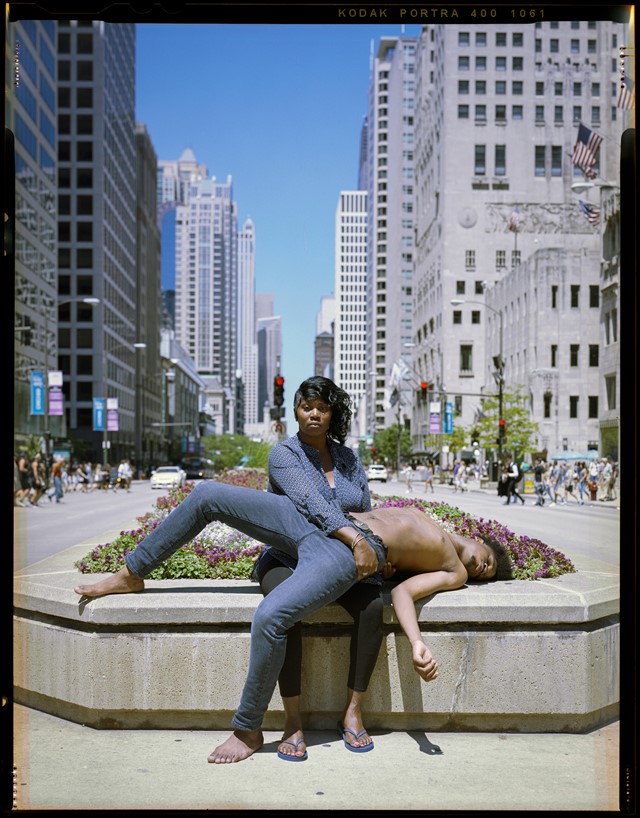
[498, 418, 506, 442]
[420, 381, 429, 401]
[273, 375, 285, 407]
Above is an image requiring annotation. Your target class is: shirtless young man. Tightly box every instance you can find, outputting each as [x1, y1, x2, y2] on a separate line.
[74, 483, 512, 763]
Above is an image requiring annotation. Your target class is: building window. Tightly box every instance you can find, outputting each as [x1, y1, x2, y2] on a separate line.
[551, 145, 563, 176]
[588, 396, 598, 418]
[475, 104, 487, 122]
[496, 250, 506, 269]
[536, 81, 544, 95]
[474, 144, 486, 175]
[458, 32, 470, 46]
[496, 32, 507, 46]
[573, 105, 582, 122]
[465, 251, 475, 269]
[535, 145, 546, 176]
[456, 280, 466, 294]
[475, 56, 487, 71]
[475, 32, 486, 46]
[458, 80, 469, 94]
[551, 344, 558, 367]
[589, 285, 599, 307]
[569, 396, 579, 419]
[458, 55, 470, 70]
[475, 281, 485, 295]
[554, 105, 563, 123]
[512, 56, 523, 71]
[554, 82, 563, 95]
[472, 310, 481, 324]
[460, 344, 473, 373]
[495, 144, 506, 175]
[570, 39, 580, 54]
[458, 104, 470, 119]
[571, 284, 580, 307]
[453, 311, 462, 324]
[543, 391, 552, 419]
[512, 81, 523, 95]
[512, 105, 523, 120]
[592, 106, 601, 124]
[605, 375, 616, 410]
[550, 39, 559, 52]
[570, 344, 579, 366]
[589, 344, 599, 366]
[495, 56, 507, 71]
[535, 105, 545, 122]
[496, 80, 507, 95]
[495, 104, 507, 122]
[551, 285, 558, 308]
[573, 82, 582, 96]
[513, 32, 523, 46]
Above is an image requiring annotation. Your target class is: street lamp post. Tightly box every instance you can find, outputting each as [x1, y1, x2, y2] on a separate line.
[101, 340, 146, 467]
[451, 298, 504, 466]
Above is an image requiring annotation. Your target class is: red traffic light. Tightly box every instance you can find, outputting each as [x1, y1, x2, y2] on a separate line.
[499, 419, 506, 427]
[420, 381, 428, 401]
[275, 376, 285, 386]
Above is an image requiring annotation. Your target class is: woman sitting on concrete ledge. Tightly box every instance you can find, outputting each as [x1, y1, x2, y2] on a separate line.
[74, 477, 513, 765]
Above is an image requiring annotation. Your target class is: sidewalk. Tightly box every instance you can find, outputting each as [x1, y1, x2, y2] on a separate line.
[13, 704, 619, 811]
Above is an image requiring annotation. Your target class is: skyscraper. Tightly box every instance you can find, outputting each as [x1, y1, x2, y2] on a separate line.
[334, 190, 368, 441]
[55, 20, 138, 463]
[173, 174, 239, 431]
[411, 20, 626, 457]
[8, 19, 59, 449]
[365, 35, 417, 434]
[238, 217, 258, 427]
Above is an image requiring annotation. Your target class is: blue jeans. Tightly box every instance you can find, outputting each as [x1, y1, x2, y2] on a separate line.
[125, 481, 387, 732]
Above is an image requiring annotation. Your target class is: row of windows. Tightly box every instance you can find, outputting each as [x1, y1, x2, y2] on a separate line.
[459, 104, 619, 126]
[457, 22, 601, 49]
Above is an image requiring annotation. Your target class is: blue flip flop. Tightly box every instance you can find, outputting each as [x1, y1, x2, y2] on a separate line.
[337, 720, 375, 753]
[277, 737, 308, 762]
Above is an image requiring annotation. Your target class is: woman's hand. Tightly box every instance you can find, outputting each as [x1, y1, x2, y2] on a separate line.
[352, 538, 379, 581]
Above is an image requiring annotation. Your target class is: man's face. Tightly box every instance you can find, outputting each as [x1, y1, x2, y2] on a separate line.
[463, 539, 497, 581]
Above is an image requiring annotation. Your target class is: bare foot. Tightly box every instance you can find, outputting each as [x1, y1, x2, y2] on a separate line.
[278, 728, 307, 760]
[74, 566, 144, 598]
[208, 730, 263, 763]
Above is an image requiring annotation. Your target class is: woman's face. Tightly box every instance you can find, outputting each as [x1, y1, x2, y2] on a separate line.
[296, 396, 332, 441]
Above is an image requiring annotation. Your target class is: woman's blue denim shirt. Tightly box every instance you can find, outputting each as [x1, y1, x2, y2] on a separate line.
[267, 432, 372, 534]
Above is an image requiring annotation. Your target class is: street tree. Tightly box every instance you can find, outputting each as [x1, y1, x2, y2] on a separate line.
[373, 424, 412, 468]
[472, 385, 539, 459]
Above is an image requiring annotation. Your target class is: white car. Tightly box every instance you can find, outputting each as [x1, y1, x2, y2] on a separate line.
[366, 463, 388, 482]
[150, 465, 186, 490]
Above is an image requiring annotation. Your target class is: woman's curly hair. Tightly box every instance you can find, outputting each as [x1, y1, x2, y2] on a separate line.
[293, 376, 352, 445]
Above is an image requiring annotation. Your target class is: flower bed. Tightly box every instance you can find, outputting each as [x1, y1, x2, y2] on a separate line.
[75, 477, 576, 582]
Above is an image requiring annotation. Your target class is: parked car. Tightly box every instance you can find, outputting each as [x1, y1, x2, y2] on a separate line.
[180, 457, 216, 480]
[366, 463, 388, 482]
[150, 465, 186, 490]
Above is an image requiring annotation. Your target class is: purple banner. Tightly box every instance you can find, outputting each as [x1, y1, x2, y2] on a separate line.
[107, 409, 119, 431]
[48, 387, 64, 416]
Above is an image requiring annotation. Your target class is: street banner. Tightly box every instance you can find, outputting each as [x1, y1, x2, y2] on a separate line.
[107, 397, 119, 432]
[48, 370, 64, 416]
[444, 402, 453, 434]
[30, 371, 45, 415]
[93, 398, 105, 431]
[429, 401, 440, 435]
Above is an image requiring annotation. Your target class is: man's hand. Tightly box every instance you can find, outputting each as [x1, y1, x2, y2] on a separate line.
[381, 561, 396, 580]
[352, 538, 379, 581]
[411, 640, 439, 682]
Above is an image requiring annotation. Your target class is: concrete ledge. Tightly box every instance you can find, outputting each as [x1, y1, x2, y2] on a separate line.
[14, 544, 620, 733]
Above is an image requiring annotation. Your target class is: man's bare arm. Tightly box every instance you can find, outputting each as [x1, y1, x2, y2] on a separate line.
[390, 568, 467, 682]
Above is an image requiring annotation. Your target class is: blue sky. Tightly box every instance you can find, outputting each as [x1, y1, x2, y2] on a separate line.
[135, 23, 422, 430]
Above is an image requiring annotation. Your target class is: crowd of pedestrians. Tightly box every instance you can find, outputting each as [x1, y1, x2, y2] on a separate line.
[14, 453, 135, 507]
[528, 457, 618, 507]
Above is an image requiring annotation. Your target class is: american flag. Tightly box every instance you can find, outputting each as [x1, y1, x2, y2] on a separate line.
[578, 200, 601, 228]
[572, 124, 603, 179]
[617, 73, 635, 110]
[508, 206, 520, 232]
